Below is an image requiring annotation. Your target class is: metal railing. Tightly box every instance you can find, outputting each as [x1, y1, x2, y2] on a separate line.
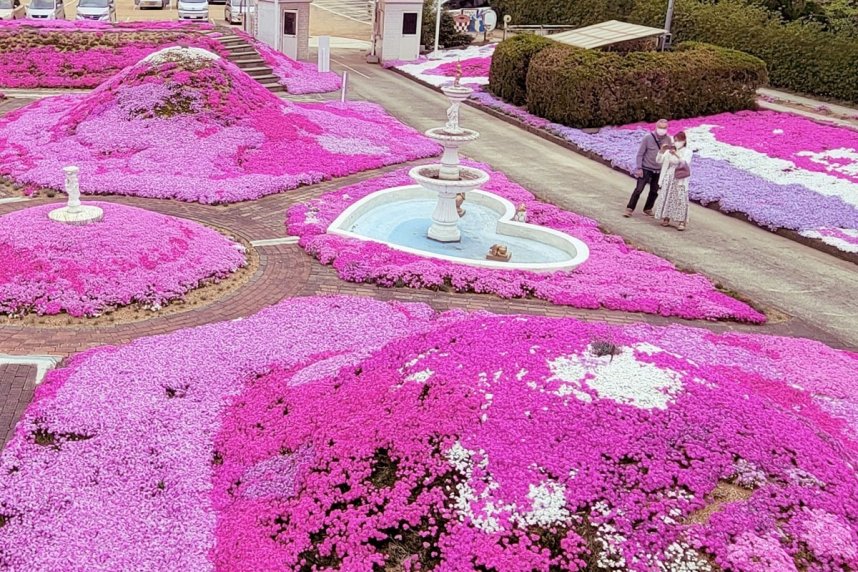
[501, 24, 579, 40]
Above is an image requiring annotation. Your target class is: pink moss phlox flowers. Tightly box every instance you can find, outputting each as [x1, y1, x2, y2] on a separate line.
[286, 164, 764, 322]
[0, 22, 228, 89]
[0, 296, 432, 570]
[0, 52, 439, 203]
[424, 56, 492, 79]
[0, 201, 245, 317]
[1, 296, 856, 569]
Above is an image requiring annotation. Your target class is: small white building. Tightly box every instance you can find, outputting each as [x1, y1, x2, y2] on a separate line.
[255, 0, 313, 61]
[374, 0, 423, 64]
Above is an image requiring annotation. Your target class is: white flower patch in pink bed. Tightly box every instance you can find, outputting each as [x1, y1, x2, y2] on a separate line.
[0, 49, 439, 204]
[286, 164, 765, 323]
[393, 44, 494, 89]
[1, 296, 856, 570]
[0, 202, 245, 317]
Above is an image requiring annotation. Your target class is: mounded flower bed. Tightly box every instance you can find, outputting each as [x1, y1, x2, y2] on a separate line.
[0, 202, 246, 317]
[0, 296, 856, 570]
[286, 164, 765, 323]
[0, 47, 439, 204]
[0, 20, 229, 89]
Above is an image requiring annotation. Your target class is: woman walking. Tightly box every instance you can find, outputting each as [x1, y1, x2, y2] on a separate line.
[653, 131, 692, 231]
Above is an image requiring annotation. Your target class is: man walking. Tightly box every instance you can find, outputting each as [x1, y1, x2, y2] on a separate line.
[624, 119, 672, 217]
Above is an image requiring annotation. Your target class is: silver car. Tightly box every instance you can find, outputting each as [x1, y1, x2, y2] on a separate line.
[223, 0, 252, 24]
[26, 0, 66, 19]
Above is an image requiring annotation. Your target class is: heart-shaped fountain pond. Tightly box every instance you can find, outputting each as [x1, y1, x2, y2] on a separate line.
[327, 185, 590, 272]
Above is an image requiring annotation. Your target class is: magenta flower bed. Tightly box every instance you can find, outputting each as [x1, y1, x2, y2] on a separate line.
[1, 296, 856, 570]
[0, 202, 245, 317]
[234, 30, 341, 95]
[0, 21, 228, 89]
[286, 164, 764, 322]
[0, 49, 439, 204]
[424, 56, 492, 79]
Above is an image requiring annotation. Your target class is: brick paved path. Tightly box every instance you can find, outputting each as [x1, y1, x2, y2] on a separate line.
[0, 365, 36, 448]
[0, 102, 851, 447]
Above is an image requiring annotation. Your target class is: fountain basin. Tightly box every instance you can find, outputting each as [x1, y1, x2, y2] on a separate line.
[409, 164, 489, 190]
[327, 185, 590, 272]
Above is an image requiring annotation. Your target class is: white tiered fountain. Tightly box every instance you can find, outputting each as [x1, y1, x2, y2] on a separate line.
[408, 72, 488, 243]
[48, 166, 103, 225]
[327, 68, 590, 272]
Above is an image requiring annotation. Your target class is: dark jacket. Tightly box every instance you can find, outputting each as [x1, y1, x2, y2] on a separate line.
[636, 132, 673, 172]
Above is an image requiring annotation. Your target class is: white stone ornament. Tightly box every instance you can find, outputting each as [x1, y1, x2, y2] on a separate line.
[48, 166, 104, 225]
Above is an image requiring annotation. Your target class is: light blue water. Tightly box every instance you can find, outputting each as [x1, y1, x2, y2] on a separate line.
[350, 199, 573, 264]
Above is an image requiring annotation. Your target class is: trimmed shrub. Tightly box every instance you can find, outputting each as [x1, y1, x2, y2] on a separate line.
[489, 0, 635, 27]
[525, 41, 767, 127]
[492, 0, 858, 103]
[630, 0, 858, 103]
[488, 34, 554, 105]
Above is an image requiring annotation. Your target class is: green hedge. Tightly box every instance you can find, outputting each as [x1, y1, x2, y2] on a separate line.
[489, 0, 635, 27]
[629, 0, 858, 103]
[492, 0, 858, 103]
[488, 34, 554, 105]
[525, 41, 767, 127]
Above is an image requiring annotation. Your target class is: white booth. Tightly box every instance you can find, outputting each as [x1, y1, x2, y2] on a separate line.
[256, 0, 312, 61]
[373, 0, 423, 64]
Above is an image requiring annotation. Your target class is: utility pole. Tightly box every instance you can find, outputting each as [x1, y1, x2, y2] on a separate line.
[662, 0, 675, 51]
[430, 0, 448, 59]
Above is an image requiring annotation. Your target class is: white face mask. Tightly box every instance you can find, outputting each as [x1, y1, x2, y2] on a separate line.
[656, 128, 668, 136]
[675, 141, 686, 149]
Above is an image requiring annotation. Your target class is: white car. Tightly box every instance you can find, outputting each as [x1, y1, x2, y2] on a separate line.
[134, 0, 169, 9]
[0, 0, 25, 19]
[26, 0, 66, 18]
[76, 0, 115, 21]
[177, 0, 208, 19]
[223, 0, 252, 24]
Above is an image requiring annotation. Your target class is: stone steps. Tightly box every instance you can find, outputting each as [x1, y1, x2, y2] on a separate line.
[210, 34, 285, 94]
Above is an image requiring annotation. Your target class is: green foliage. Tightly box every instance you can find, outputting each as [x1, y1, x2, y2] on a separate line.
[488, 34, 554, 105]
[421, 2, 472, 49]
[524, 41, 767, 127]
[489, 0, 635, 26]
[492, 0, 858, 102]
[630, 0, 858, 102]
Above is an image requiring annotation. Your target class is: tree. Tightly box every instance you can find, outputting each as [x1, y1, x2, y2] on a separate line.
[421, 1, 473, 49]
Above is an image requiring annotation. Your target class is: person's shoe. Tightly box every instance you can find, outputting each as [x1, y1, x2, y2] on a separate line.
[677, 223, 686, 231]
[623, 208, 633, 218]
[643, 209, 654, 217]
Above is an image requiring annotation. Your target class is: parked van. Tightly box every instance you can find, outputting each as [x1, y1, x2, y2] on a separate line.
[177, 0, 208, 19]
[26, 0, 66, 18]
[134, 0, 169, 10]
[76, 0, 115, 21]
[223, 0, 252, 25]
[0, 0, 25, 19]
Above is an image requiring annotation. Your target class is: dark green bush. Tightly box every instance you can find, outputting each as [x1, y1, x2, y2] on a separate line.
[488, 34, 554, 105]
[629, 0, 858, 102]
[489, 0, 635, 26]
[421, 1, 472, 49]
[525, 41, 767, 127]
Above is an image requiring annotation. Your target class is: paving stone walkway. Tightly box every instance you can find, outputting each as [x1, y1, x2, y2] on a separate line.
[0, 365, 36, 447]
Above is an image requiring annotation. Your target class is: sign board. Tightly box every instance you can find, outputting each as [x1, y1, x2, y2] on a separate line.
[448, 8, 497, 34]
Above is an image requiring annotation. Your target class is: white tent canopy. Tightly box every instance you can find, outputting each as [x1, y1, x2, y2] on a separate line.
[549, 20, 666, 49]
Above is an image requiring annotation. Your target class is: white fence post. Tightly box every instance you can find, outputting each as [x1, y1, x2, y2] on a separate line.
[318, 36, 331, 73]
[340, 71, 349, 102]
